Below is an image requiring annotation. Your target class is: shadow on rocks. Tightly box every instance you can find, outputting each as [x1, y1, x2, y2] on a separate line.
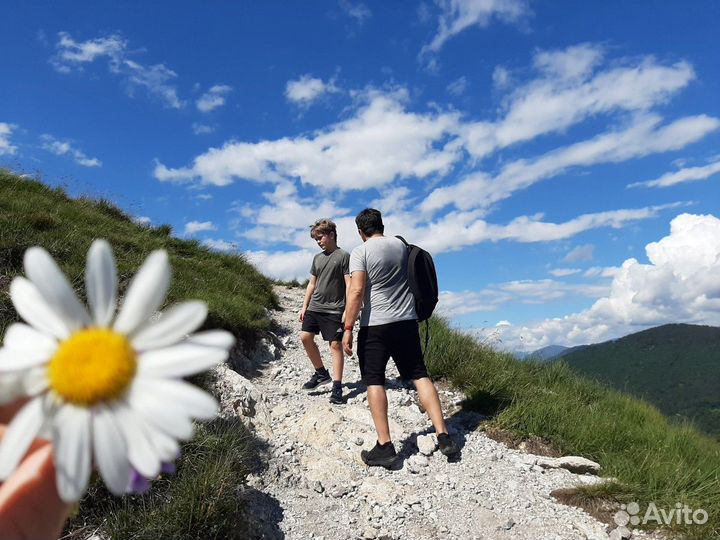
[237, 487, 285, 540]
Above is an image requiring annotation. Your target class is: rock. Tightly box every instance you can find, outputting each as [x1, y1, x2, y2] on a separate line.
[474, 508, 502, 529]
[416, 434, 437, 456]
[500, 518, 515, 530]
[362, 527, 377, 539]
[609, 526, 631, 540]
[312, 480, 324, 493]
[537, 456, 601, 475]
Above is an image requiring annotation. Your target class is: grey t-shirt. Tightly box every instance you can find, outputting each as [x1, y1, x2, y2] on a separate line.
[308, 248, 350, 315]
[349, 236, 417, 327]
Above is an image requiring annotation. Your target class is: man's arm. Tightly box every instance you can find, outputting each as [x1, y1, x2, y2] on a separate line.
[300, 275, 317, 322]
[342, 271, 366, 356]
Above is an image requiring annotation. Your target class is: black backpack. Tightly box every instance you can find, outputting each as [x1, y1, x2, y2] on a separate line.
[396, 235, 439, 323]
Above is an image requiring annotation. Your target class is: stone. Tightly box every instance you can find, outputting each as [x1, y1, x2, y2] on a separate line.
[417, 434, 437, 456]
[362, 527, 377, 539]
[537, 456, 601, 475]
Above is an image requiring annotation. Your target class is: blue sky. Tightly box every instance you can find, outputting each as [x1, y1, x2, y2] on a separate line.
[2, 1, 720, 351]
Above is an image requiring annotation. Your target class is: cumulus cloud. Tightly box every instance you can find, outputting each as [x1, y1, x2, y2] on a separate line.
[285, 75, 340, 106]
[246, 249, 315, 281]
[496, 213, 720, 350]
[628, 159, 720, 188]
[51, 32, 183, 108]
[203, 238, 237, 252]
[0, 123, 18, 155]
[40, 134, 102, 167]
[339, 0, 372, 24]
[421, 0, 529, 56]
[155, 89, 460, 189]
[184, 220, 218, 235]
[196, 84, 232, 113]
[564, 244, 594, 263]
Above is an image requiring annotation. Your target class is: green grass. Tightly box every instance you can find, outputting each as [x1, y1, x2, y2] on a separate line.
[0, 171, 278, 341]
[422, 316, 720, 539]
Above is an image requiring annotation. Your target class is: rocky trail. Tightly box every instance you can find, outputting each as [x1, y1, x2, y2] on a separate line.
[211, 285, 648, 540]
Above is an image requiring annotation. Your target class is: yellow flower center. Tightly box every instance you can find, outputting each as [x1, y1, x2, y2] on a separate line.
[48, 328, 137, 406]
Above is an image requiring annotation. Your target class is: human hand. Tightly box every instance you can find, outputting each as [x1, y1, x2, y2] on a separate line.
[342, 330, 353, 356]
[299, 308, 306, 322]
[0, 402, 72, 540]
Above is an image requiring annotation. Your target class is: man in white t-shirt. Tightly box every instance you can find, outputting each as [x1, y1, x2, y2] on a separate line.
[342, 208, 459, 468]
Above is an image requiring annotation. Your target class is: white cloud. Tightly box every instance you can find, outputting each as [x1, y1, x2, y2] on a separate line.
[0, 123, 18, 155]
[155, 89, 460, 189]
[492, 66, 511, 89]
[549, 268, 581, 277]
[40, 134, 102, 167]
[459, 45, 696, 160]
[133, 216, 152, 226]
[192, 123, 215, 135]
[496, 213, 720, 350]
[246, 249, 315, 281]
[184, 220, 218, 235]
[52, 32, 183, 109]
[203, 238, 237, 252]
[628, 159, 720, 188]
[423, 113, 719, 214]
[339, 0, 372, 24]
[421, 0, 529, 56]
[446, 76, 467, 96]
[285, 75, 340, 106]
[564, 244, 594, 263]
[196, 84, 232, 113]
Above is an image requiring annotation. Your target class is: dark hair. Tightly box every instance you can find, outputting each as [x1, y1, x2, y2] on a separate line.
[355, 208, 384, 235]
[310, 218, 337, 241]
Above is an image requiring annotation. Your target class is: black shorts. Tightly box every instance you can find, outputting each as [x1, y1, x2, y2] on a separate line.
[301, 310, 344, 342]
[357, 319, 429, 386]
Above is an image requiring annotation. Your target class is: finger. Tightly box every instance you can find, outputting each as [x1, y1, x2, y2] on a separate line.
[0, 441, 72, 539]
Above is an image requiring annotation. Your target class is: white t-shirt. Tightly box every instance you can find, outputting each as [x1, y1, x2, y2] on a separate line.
[349, 236, 417, 327]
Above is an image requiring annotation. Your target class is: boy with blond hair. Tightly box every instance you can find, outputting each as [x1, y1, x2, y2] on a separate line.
[299, 218, 350, 404]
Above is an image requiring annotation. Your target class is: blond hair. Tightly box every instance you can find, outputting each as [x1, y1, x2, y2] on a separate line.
[310, 218, 337, 241]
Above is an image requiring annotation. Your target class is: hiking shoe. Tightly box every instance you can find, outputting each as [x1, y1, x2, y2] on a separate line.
[329, 384, 344, 404]
[302, 369, 331, 390]
[361, 441, 398, 468]
[437, 433, 459, 457]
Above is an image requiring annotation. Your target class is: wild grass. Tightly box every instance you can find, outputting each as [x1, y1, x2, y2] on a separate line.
[422, 316, 720, 539]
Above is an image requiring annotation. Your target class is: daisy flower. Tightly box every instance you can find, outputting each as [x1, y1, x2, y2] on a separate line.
[0, 240, 235, 502]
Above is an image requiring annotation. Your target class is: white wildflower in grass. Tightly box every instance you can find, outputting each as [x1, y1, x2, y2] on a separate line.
[0, 240, 235, 502]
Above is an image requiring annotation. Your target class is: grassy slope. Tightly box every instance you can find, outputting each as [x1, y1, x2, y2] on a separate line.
[560, 324, 720, 438]
[422, 317, 720, 539]
[0, 171, 277, 539]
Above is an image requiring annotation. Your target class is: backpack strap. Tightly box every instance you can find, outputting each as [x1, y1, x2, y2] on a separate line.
[395, 235, 409, 247]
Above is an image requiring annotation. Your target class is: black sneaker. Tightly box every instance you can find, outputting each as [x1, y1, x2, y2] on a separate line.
[437, 433, 459, 456]
[302, 369, 332, 390]
[361, 441, 398, 468]
[329, 384, 344, 404]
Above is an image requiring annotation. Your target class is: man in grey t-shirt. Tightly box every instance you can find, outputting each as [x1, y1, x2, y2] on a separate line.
[300, 219, 350, 404]
[343, 208, 459, 467]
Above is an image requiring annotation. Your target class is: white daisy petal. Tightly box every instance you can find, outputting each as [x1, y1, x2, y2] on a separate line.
[0, 396, 46, 480]
[113, 250, 171, 336]
[93, 404, 132, 495]
[3, 323, 58, 354]
[141, 418, 180, 462]
[24, 247, 90, 333]
[138, 343, 229, 378]
[114, 404, 161, 478]
[145, 379, 218, 420]
[128, 382, 195, 440]
[185, 330, 236, 349]
[0, 347, 50, 371]
[86, 240, 118, 327]
[53, 404, 91, 502]
[0, 371, 25, 405]
[10, 277, 71, 339]
[131, 301, 208, 351]
[22, 366, 49, 396]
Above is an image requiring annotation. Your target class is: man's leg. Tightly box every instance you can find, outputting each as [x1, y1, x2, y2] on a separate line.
[367, 385, 391, 444]
[300, 331, 324, 369]
[413, 377, 448, 434]
[329, 340, 344, 382]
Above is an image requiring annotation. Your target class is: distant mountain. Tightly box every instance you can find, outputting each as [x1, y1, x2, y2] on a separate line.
[561, 324, 720, 438]
[525, 343, 589, 361]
